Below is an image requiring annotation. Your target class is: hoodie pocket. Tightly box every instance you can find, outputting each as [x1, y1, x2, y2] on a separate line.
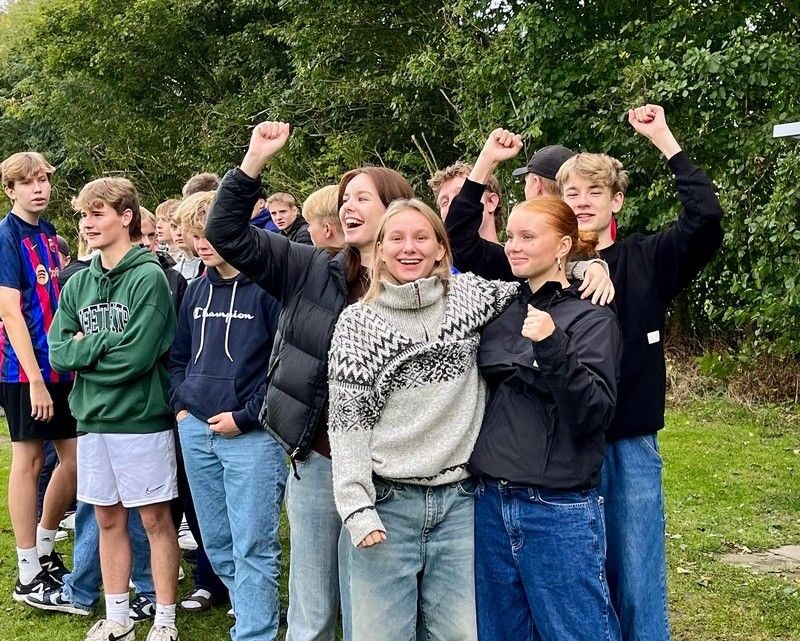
[178, 374, 239, 420]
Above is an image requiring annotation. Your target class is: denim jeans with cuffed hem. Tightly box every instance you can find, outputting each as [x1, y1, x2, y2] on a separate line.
[62, 500, 155, 609]
[178, 413, 286, 641]
[475, 481, 620, 641]
[599, 434, 671, 641]
[285, 450, 351, 641]
[348, 478, 478, 641]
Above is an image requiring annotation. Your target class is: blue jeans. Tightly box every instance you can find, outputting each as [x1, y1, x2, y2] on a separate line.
[348, 479, 478, 641]
[285, 450, 351, 641]
[599, 435, 670, 641]
[62, 500, 155, 609]
[179, 414, 286, 641]
[474, 481, 620, 641]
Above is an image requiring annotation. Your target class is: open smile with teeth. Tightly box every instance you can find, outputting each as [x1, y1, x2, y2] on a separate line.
[344, 217, 364, 230]
[398, 258, 422, 265]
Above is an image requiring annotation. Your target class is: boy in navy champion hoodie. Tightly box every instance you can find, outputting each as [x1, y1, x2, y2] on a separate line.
[168, 191, 285, 641]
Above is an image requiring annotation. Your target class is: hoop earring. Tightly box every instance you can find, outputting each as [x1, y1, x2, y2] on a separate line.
[557, 256, 562, 272]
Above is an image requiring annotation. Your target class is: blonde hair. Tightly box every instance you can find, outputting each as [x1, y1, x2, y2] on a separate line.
[72, 177, 141, 240]
[140, 206, 157, 227]
[1, 152, 55, 189]
[155, 198, 180, 222]
[363, 198, 453, 303]
[302, 185, 340, 229]
[556, 153, 629, 195]
[266, 192, 298, 209]
[175, 191, 216, 236]
[182, 172, 220, 197]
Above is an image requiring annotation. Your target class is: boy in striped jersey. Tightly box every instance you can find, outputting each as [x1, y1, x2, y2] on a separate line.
[0, 152, 76, 600]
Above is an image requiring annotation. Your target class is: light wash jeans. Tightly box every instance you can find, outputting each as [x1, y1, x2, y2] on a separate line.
[179, 413, 286, 641]
[348, 478, 478, 641]
[474, 481, 620, 641]
[599, 434, 671, 641]
[285, 450, 351, 641]
[62, 500, 155, 609]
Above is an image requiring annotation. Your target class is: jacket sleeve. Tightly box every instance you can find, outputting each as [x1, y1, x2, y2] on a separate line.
[205, 168, 321, 305]
[445, 179, 515, 280]
[643, 152, 724, 301]
[531, 311, 622, 439]
[168, 289, 193, 414]
[327, 308, 387, 547]
[48, 281, 113, 373]
[78, 271, 177, 386]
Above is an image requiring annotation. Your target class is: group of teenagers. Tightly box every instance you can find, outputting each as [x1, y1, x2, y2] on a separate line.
[0, 102, 724, 641]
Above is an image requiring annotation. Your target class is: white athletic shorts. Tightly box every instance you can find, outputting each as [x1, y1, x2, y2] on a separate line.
[77, 430, 178, 508]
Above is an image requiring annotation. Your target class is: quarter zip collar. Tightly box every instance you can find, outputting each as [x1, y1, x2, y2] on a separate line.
[375, 276, 445, 311]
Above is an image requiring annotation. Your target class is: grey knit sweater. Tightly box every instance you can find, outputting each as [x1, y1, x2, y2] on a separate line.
[328, 273, 519, 546]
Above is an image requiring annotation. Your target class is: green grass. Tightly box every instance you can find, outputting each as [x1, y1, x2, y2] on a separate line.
[1, 398, 799, 640]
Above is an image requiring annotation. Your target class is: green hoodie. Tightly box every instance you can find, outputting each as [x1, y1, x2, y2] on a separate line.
[48, 246, 176, 434]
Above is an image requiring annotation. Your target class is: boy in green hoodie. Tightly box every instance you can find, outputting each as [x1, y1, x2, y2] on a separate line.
[47, 178, 180, 641]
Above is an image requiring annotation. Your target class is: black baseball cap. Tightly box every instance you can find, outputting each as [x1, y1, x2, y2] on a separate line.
[512, 145, 577, 181]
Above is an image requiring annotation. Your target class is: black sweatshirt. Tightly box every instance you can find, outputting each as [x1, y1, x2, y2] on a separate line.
[445, 151, 723, 441]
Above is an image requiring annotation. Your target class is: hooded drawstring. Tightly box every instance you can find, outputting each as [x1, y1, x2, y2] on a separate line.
[194, 284, 214, 363]
[194, 280, 238, 364]
[223, 281, 238, 362]
[96, 273, 113, 303]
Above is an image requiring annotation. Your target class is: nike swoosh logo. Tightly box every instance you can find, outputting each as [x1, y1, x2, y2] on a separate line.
[41, 537, 52, 542]
[109, 631, 132, 641]
[115, 599, 127, 604]
[145, 484, 166, 495]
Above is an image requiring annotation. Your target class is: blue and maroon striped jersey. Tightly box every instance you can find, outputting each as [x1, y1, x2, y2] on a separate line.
[0, 212, 72, 383]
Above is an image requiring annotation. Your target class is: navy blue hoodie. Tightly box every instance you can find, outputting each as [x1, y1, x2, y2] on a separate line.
[169, 266, 280, 431]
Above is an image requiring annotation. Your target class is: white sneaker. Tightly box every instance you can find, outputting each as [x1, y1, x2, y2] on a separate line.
[55, 528, 69, 542]
[177, 519, 197, 552]
[84, 619, 135, 641]
[60, 512, 76, 530]
[178, 566, 185, 581]
[145, 624, 179, 641]
[227, 607, 235, 618]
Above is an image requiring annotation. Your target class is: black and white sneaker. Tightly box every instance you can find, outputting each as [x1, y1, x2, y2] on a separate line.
[129, 594, 156, 622]
[12, 569, 59, 603]
[24, 583, 91, 616]
[39, 551, 70, 585]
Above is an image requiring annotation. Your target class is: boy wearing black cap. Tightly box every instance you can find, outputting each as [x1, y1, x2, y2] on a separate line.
[511, 144, 577, 199]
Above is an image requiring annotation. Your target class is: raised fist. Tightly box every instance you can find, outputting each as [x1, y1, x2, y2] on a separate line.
[521, 305, 556, 342]
[627, 105, 669, 140]
[248, 121, 291, 160]
[479, 128, 524, 165]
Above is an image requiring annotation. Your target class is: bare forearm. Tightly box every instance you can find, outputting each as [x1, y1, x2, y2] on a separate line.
[651, 130, 682, 160]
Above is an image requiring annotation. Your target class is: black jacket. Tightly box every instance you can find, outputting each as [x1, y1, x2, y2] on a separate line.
[155, 251, 188, 316]
[206, 168, 349, 459]
[446, 151, 723, 441]
[470, 282, 622, 489]
[284, 217, 312, 245]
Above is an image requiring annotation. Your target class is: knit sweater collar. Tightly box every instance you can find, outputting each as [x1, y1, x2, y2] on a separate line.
[375, 275, 445, 310]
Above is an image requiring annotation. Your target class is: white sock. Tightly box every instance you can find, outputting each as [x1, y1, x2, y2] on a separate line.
[154, 603, 177, 629]
[106, 592, 130, 627]
[36, 525, 58, 557]
[17, 546, 41, 584]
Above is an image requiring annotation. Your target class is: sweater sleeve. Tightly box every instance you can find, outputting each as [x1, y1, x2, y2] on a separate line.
[206, 168, 322, 305]
[643, 152, 724, 301]
[327, 307, 387, 547]
[78, 271, 177, 386]
[445, 179, 515, 280]
[48, 280, 112, 373]
[531, 310, 622, 439]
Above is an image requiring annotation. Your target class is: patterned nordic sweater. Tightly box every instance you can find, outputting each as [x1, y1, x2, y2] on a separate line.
[328, 273, 519, 546]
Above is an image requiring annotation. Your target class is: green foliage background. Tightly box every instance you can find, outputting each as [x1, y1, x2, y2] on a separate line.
[1, 0, 798, 355]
